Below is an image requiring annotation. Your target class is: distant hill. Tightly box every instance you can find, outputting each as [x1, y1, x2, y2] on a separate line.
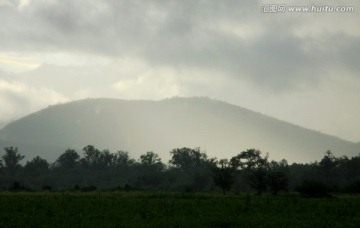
[0, 97, 357, 163]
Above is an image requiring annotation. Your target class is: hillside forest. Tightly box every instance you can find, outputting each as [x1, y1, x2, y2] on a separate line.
[0, 146, 359, 196]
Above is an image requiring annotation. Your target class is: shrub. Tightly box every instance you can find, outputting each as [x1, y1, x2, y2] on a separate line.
[345, 180, 360, 194]
[42, 185, 52, 191]
[81, 185, 97, 192]
[296, 180, 330, 197]
[9, 181, 30, 192]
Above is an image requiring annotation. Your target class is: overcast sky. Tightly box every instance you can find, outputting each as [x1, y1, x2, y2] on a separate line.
[1, 0, 360, 142]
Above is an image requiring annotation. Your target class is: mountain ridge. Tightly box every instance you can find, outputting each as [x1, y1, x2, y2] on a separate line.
[0, 97, 357, 163]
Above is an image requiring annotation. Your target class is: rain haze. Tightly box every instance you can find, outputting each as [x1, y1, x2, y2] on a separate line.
[1, 0, 360, 144]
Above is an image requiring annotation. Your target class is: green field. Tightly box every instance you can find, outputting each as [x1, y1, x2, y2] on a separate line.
[0, 192, 359, 227]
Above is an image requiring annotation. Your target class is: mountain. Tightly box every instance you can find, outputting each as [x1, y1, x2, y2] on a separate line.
[0, 97, 357, 163]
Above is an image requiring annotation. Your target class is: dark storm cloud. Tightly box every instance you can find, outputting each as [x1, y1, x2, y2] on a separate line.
[1, 0, 359, 90]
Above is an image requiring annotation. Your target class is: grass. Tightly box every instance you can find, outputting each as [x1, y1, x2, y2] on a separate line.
[0, 192, 359, 227]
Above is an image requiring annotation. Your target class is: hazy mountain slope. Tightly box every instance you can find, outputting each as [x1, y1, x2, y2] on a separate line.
[0, 139, 66, 164]
[0, 97, 356, 163]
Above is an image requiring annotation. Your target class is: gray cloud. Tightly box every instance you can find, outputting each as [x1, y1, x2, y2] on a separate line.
[0, 77, 68, 125]
[2, 0, 359, 90]
[1, 0, 360, 140]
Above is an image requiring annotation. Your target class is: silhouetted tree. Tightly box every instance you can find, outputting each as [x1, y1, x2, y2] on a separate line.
[267, 159, 289, 195]
[230, 149, 268, 171]
[140, 151, 163, 169]
[168, 147, 214, 191]
[136, 151, 165, 188]
[2, 147, 24, 175]
[212, 159, 234, 194]
[98, 149, 114, 168]
[169, 147, 207, 170]
[341, 155, 360, 181]
[248, 168, 268, 195]
[113, 150, 135, 167]
[25, 156, 49, 174]
[268, 171, 288, 195]
[312, 151, 345, 189]
[55, 149, 80, 169]
[231, 149, 269, 194]
[82, 145, 101, 168]
[319, 150, 338, 170]
[80, 145, 114, 169]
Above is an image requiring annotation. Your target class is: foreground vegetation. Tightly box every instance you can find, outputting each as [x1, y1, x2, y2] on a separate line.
[0, 191, 359, 227]
[1, 146, 359, 196]
[1, 146, 359, 226]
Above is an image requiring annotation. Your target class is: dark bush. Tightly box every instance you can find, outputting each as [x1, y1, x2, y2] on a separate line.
[9, 181, 30, 192]
[74, 184, 80, 191]
[81, 185, 97, 192]
[268, 171, 288, 196]
[296, 180, 330, 197]
[345, 180, 360, 194]
[183, 185, 194, 193]
[123, 184, 133, 192]
[42, 185, 52, 191]
[115, 184, 134, 192]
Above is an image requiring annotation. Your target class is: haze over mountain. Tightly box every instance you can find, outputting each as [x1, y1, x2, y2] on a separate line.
[0, 97, 357, 163]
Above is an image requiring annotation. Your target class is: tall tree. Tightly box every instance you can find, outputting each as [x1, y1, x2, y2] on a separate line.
[319, 150, 338, 171]
[316, 150, 342, 186]
[55, 149, 80, 169]
[25, 156, 49, 174]
[212, 159, 234, 194]
[267, 160, 289, 196]
[169, 147, 207, 170]
[82, 145, 101, 168]
[113, 150, 135, 167]
[2, 147, 24, 175]
[140, 151, 163, 169]
[98, 149, 115, 168]
[169, 147, 213, 191]
[231, 149, 269, 195]
[230, 149, 268, 171]
[136, 151, 165, 188]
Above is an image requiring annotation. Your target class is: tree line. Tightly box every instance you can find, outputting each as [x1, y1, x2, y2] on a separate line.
[0, 146, 359, 196]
